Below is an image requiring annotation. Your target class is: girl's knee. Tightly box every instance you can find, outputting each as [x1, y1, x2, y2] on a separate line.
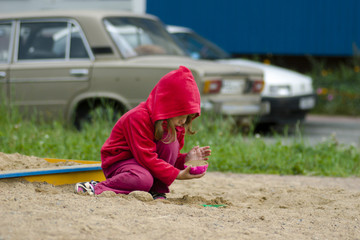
[131, 169, 154, 192]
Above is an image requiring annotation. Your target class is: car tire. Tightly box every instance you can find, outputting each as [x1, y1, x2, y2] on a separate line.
[74, 99, 125, 130]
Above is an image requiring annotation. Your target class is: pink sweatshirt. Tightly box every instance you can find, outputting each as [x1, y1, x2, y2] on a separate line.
[100, 66, 201, 186]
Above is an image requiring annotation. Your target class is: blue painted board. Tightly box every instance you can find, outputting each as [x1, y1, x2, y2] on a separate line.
[0, 164, 101, 179]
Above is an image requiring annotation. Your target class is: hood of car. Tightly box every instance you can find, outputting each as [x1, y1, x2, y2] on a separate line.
[124, 55, 263, 78]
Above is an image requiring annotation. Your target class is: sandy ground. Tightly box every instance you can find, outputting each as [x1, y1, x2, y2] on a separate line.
[1, 153, 360, 240]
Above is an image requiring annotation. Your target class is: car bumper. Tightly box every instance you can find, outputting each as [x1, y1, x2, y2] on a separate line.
[259, 93, 317, 124]
[201, 95, 266, 116]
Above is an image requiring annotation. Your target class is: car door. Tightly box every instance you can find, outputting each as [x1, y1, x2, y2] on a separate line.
[9, 19, 93, 120]
[0, 21, 14, 105]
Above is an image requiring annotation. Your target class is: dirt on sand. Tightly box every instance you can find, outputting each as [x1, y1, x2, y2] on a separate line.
[0, 152, 359, 240]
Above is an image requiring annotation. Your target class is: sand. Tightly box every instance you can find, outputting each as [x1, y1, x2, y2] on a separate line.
[0, 152, 360, 240]
[0, 152, 78, 171]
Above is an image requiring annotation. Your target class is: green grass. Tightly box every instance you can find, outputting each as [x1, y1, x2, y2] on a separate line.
[1, 104, 359, 177]
[0, 104, 112, 161]
[184, 113, 360, 177]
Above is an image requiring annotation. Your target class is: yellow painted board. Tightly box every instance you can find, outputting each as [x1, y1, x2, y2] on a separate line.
[23, 170, 106, 186]
[0, 158, 105, 185]
[43, 158, 100, 164]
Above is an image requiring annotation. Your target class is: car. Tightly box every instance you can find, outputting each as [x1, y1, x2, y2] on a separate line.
[0, 10, 266, 129]
[167, 25, 316, 126]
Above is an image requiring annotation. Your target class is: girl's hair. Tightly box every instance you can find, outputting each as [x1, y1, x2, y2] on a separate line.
[154, 113, 197, 143]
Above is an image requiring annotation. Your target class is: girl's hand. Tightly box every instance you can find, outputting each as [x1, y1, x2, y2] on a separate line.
[176, 166, 205, 180]
[185, 146, 211, 162]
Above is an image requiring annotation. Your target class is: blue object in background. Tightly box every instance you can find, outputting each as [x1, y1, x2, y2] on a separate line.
[147, 0, 360, 57]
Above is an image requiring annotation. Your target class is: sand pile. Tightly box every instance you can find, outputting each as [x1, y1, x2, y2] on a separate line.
[0, 152, 359, 240]
[0, 152, 78, 171]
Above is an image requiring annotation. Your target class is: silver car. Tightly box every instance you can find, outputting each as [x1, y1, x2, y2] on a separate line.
[0, 10, 265, 128]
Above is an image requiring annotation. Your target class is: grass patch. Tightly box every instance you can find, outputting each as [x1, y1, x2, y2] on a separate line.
[0, 103, 113, 161]
[1, 104, 359, 177]
[184, 113, 360, 177]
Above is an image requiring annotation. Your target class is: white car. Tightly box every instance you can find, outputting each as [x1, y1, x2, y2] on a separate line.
[167, 25, 316, 126]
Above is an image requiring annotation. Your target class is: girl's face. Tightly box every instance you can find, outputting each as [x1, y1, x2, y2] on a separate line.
[170, 115, 188, 127]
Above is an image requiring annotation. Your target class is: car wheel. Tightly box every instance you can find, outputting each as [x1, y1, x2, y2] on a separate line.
[74, 99, 125, 130]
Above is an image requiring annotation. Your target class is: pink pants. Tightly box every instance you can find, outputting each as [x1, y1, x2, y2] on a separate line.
[94, 140, 179, 195]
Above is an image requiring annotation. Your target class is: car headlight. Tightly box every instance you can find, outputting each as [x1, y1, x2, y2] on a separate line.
[269, 85, 291, 96]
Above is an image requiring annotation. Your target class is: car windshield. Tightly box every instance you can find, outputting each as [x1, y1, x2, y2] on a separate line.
[171, 31, 231, 60]
[104, 17, 185, 58]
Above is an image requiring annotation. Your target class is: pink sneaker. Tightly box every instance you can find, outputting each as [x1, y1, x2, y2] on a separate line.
[150, 192, 166, 200]
[74, 180, 99, 196]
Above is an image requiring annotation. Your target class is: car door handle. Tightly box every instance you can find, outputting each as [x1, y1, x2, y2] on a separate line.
[70, 69, 89, 77]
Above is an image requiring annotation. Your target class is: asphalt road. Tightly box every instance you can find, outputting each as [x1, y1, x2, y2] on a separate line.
[260, 115, 360, 147]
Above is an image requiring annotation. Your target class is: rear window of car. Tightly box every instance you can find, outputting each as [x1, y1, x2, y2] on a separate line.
[104, 17, 185, 58]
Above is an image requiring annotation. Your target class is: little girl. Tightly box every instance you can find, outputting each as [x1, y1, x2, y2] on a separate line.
[75, 66, 211, 199]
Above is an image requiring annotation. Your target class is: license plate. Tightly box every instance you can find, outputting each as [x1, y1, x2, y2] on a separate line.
[220, 80, 245, 94]
[299, 96, 315, 109]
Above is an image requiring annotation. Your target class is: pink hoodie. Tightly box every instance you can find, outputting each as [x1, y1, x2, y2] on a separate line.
[100, 66, 201, 186]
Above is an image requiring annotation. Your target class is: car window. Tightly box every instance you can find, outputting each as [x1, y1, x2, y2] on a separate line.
[104, 17, 185, 58]
[172, 32, 230, 60]
[17, 21, 89, 61]
[0, 23, 12, 63]
[18, 21, 67, 60]
[52, 23, 90, 59]
[70, 24, 89, 59]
